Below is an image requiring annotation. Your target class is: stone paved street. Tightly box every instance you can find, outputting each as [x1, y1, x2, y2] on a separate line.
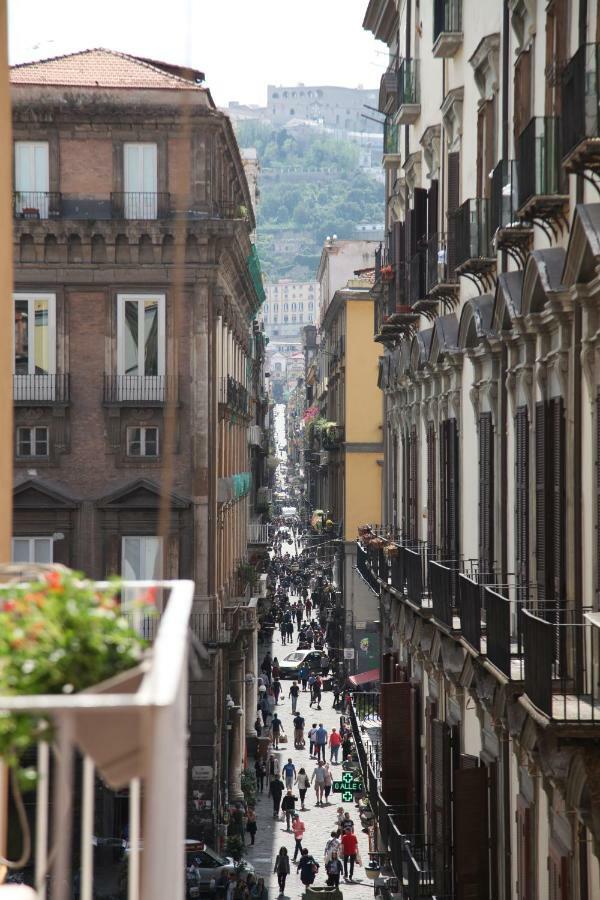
[245, 623, 373, 900]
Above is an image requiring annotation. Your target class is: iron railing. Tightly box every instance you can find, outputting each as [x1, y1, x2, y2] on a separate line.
[409, 250, 427, 305]
[248, 522, 270, 544]
[457, 572, 483, 651]
[384, 120, 400, 155]
[13, 373, 70, 403]
[433, 0, 462, 43]
[397, 59, 420, 108]
[103, 374, 174, 404]
[227, 375, 249, 414]
[454, 198, 491, 267]
[490, 159, 520, 233]
[356, 542, 380, 595]
[429, 559, 459, 628]
[561, 43, 600, 162]
[484, 587, 522, 678]
[13, 190, 62, 219]
[110, 192, 171, 220]
[247, 245, 266, 305]
[517, 117, 563, 208]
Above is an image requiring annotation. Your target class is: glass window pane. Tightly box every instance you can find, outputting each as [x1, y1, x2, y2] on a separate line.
[143, 300, 159, 376]
[33, 539, 52, 563]
[12, 538, 31, 562]
[143, 537, 162, 580]
[34, 299, 49, 374]
[128, 427, 141, 456]
[124, 302, 139, 376]
[122, 536, 141, 580]
[17, 428, 31, 456]
[14, 300, 29, 374]
[145, 428, 158, 456]
[35, 427, 48, 456]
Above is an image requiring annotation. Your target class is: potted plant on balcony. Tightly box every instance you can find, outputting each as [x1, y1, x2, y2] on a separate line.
[380, 264, 394, 282]
[0, 568, 152, 791]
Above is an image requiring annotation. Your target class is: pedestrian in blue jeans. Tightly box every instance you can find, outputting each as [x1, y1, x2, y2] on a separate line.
[315, 723, 328, 761]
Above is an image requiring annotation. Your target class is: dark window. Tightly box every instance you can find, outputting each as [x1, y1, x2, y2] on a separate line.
[127, 426, 159, 457]
[16, 425, 49, 458]
[427, 421, 436, 548]
[515, 407, 529, 605]
[440, 418, 459, 562]
[479, 412, 494, 577]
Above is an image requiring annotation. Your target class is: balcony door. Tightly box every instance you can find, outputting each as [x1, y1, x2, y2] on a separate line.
[12, 536, 53, 564]
[123, 143, 158, 219]
[13, 293, 56, 401]
[116, 294, 165, 401]
[14, 141, 49, 218]
[121, 535, 163, 611]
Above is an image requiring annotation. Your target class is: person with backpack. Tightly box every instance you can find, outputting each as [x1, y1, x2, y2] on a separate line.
[269, 773, 284, 818]
[296, 847, 319, 887]
[274, 847, 290, 896]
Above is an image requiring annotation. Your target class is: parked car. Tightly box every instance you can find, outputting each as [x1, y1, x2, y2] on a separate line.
[185, 841, 255, 896]
[279, 649, 330, 679]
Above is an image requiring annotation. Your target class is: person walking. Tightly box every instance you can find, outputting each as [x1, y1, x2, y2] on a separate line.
[282, 758, 296, 790]
[323, 763, 333, 804]
[324, 831, 341, 864]
[272, 677, 282, 705]
[308, 672, 317, 704]
[293, 712, 305, 749]
[329, 727, 341, 764]
[311, 760, 327, 806]
[308, 723, 318, 759]
[291, 813, 305, 861]
[325, 851, 344, 888]
[259, 695, 271, 729]
[312, 674, 322, 710]
[281, 789, 299, 831]
[288, 680, 300, 714]
[269, 773, 284, 819]
[296, 767, 310, 810]
[245, 807, 257, 846]
[341, 828, 359, 881]
[314, 723, 328, 762]
[299, 664, 309, 692]
[273, 847, 290, 897]
[254, 757, 266, 794]
[271, 713, 282, 749]
[296, 848, 319, 888]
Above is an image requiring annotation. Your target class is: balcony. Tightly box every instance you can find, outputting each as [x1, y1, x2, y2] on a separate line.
[433, 0, 463, 58]
[425, 232, 458, 309]
[13, 190, 62, 220]
[429, 559, 460, 630]
[384, 120, 401, 158]
[0, 579, 194, 900]
[561, 43, 600, 175]
[103, 374, 175, 405]
[454, 198, 496, 289]
[522, 608, 599, 722]
[379, 64, 398, 115]
[248, 424, 264, 448]
[396, 59, 420, 125]
[490, 159, 532, 266]
[220, 375, 249, 414]
[484, 586, 525, 680]
[321, 423, 345, 450]
[517, 117, 568, 234]
[110, 192, 171, 220]
[248, 521, 270, 544]
[13, 373, 70, 404]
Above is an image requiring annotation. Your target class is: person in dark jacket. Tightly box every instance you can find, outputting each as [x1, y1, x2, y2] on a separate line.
[274, 846, 290, 896]
[296, 847, 319, 886]
[281, 789, 298, 831]
[269, 775, 284, 818]
[325, 850, 344, 887]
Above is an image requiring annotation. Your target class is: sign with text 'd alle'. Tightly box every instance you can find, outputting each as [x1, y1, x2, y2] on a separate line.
[332, 771, 363, 802]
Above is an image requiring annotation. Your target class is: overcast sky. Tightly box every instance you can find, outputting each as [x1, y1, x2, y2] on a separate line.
[8, 0, 384, 107]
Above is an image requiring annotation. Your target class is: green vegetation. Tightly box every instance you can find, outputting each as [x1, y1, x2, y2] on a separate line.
[235, 121, 383, 280]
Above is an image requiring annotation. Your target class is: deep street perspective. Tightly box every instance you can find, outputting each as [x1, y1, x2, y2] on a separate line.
[1, 0, 600, 898]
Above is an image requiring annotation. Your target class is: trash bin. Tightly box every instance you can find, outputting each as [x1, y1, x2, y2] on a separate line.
[304, 888, 343, 900]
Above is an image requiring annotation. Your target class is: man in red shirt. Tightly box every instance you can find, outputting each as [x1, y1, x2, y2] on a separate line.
[340, 829, 358, 881]
[329, 727, 342, 763]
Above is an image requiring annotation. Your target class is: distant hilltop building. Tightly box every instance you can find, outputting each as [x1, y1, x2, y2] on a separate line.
[267, 83, 378, 133]
[260, 279, 320, 339]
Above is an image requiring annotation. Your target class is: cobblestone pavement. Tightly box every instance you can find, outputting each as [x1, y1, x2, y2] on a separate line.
[245, 623, 373, 900]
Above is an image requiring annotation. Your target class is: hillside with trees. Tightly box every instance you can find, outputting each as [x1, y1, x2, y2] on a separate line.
[234, 120, 383, 281]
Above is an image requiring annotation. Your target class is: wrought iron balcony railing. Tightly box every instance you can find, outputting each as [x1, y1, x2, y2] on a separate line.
[397, 58, 420, 108]
[517, 117, 564, 211]
[103, 374, 175, 404]
[409, 250, 427, 305]
[454, 198, 492, 268]
[384, 120, 400, 156]
[13, 190, 62, 219]
[561, 43, 600, 170]
[110, 192, 171, 220]
[13, 373, 70, 404]
[490, 159, 520, 233]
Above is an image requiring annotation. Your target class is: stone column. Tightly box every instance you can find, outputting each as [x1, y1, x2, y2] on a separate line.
[228, 656, 245, 800]
[245, 632, 258, 737]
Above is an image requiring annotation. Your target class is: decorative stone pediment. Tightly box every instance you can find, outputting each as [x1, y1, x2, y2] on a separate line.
[469, 34, 501, 100]
[509, 0, 536, 54]
[441, 87, 464, 152]
[13, 477, 78, 509]
[420, 124, 441, 180]
[97, 478, 190, 509]
[403, 151, 422, 195]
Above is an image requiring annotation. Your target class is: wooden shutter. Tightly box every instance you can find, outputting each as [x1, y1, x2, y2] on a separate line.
[514, 50, 532, 150]
[549, 847, 571, 900]
[409, 425, 419, 542]
[545, 0, 569, 116]
[393, 219, 405, 310]
[477, 105, 485, 198]
[431, 720, 451, 895]
[447, 152, 460, 274]
[535, 401, 549, 605]
[381, 682, 416, 832]
[427, 421, 437, 548]
[515, 407, 529, 605]
[484, 96, 496, 199]
[478, 412, 494, 578]
[550, 397, 565, 605]
[517, 797, 534, 900]
[428, 179, 439, 238]
[447, 418, 460, 563]
[454, 766, 490, 899]
[414, 187, 428, 245]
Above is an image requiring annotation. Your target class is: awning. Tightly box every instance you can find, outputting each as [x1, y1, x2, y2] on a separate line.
[349, 668, 380, 687]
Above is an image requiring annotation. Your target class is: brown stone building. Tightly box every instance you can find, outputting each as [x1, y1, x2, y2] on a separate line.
[10, 48, 267, 838]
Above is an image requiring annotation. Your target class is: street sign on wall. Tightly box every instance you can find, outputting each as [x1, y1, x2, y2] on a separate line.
[343, 648, 355, 659]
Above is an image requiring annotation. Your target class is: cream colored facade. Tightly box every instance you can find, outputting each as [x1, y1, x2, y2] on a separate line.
[261, 279, 319, 338]
[359, 1, 600, 898]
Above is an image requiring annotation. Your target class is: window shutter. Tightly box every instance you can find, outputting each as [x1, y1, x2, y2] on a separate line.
[447, 418, 460, 563]
[515, 407, 529, 605]
[402, 431, 409, 538]
[477, 105, 485, 198]
[393, 220, 405, 310]
[427, 421, 436, 548]
[431, 720, 451, 895]
[517, 798, 534, 900]
[447, 152, 460, 273]
[597, 390, 600, 600]
[484, 96, 496, 199]
[381, 682, 416, 833]
[535, 401, 549, 605]
[409, 425, 419, 541]
[514, 50, 532, 149]
[440, 419, 448, 556]
[550, 397, 565, 605]
[428, 179, 439, 238]
[454, 766, 490, 899]
[414, 187, 428, 245]
[478, 412, 494, 579]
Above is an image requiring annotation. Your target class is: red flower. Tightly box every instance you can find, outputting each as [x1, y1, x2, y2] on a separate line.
[142, 586, 158, 606]
[3, 599, 16, 613]
[45, 572, 62, 590]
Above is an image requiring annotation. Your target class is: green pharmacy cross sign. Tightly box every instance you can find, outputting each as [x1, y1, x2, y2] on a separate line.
[332, 771, 363, 802]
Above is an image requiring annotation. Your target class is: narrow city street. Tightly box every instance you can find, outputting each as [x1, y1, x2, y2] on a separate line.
[246, 621, 371, 898]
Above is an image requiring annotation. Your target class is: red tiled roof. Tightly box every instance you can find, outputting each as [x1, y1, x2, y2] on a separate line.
[10, 48, 204, 90]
